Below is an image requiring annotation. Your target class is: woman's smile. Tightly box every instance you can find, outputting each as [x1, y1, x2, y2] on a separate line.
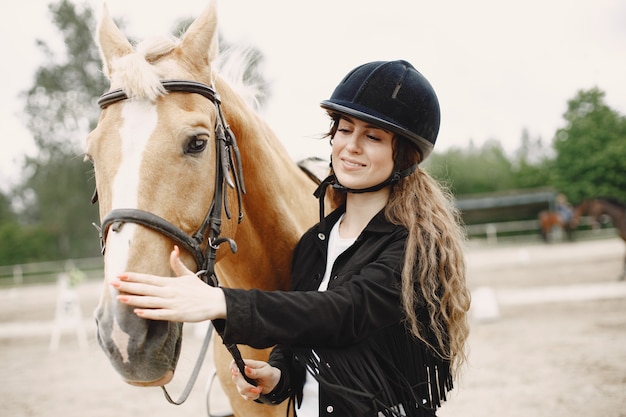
[340, 157, 366, 169]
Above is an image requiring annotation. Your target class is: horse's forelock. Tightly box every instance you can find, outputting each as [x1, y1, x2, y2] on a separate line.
[110, 36, 179, 101]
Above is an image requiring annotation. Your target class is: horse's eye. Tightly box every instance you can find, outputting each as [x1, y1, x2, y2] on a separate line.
[185, 135, 209, 154]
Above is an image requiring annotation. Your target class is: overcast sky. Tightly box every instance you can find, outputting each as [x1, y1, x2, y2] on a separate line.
[1, 0, 625, 190]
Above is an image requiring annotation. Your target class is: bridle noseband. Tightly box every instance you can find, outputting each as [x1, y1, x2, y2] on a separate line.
[94, 80, 258, 405]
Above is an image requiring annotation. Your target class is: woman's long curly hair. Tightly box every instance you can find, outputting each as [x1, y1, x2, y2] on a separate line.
[326, 115, 471, 376]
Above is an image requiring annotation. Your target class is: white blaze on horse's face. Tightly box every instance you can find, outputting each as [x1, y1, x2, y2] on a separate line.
[107, 101, 158, 285]
[92, 96, 183, 386]
[101, 101, 157, 366]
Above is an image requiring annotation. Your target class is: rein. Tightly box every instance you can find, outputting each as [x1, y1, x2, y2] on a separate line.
[94, 80, 255, 405]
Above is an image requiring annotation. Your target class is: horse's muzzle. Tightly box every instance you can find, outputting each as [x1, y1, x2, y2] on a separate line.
[127, 371, 174, 387]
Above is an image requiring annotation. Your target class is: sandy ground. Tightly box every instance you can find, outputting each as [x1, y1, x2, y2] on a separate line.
[1, 236, 625, 417]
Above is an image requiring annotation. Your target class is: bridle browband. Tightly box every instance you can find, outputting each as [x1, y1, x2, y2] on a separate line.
[93, 80, 259, 406]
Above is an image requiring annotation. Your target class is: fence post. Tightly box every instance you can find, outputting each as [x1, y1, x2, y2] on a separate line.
[49, 272, 88, 352]
[13, 265, 23, 285]
[486, 223, 498, 244]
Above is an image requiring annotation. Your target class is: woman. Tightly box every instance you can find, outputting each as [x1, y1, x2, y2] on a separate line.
[555, 193, 573, 224]
[113, 60, 471, 416]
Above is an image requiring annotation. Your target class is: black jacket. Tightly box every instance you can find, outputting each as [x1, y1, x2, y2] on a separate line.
[222, 207, 451, 416]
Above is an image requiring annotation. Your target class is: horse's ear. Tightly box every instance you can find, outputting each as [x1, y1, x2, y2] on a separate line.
[96, 1, 134, 80]
[179, 0, 219, 68]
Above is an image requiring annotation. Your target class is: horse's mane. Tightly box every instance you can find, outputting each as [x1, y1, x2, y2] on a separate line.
[107, 35, 262, 108]
[213, 46, 265, 110]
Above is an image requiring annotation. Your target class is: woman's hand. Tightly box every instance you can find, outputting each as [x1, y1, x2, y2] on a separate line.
[111, 245, 226, 322]
[230, 359, 281, 401]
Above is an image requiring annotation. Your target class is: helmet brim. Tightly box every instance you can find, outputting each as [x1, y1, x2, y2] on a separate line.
[320, 100, 434, 160]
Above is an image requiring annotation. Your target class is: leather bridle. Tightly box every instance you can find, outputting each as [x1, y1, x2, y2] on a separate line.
[96, 80, 245, 278]
[94, 80, 256, 406]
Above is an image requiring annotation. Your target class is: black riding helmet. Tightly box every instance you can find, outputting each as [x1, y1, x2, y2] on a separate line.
[321, 60, 440, 162]
[315, 60, 440, 199]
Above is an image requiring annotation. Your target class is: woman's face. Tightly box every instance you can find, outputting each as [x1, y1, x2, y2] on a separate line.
[332, 115, 395, 190]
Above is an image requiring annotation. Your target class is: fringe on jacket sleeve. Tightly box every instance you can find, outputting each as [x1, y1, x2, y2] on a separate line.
[292, 324, 452, 417]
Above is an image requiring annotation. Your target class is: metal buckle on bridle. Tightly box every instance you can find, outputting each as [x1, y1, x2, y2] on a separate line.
[94, 80, 250, 405]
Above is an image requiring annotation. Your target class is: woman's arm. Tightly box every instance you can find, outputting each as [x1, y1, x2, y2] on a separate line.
[221, 233, 407, 348]
[114, 229, 407, 349]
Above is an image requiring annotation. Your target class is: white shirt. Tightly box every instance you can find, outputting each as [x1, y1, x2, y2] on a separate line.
[299, 215, 356, 416]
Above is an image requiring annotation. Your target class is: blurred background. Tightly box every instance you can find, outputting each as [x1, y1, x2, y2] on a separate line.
[0, 1, 624, 416]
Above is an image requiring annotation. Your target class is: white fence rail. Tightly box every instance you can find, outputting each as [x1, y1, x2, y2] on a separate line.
[464, 219, 540, 243]
[464, 216, 609, 243]
[0, 257, 103, 286]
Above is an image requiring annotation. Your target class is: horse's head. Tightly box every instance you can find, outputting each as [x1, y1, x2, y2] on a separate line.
[86, 2, 233, 386]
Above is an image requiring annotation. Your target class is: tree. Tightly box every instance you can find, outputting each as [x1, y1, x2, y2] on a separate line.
[552, 88, 626, 203]
[18, 0, 105, 259]
[425, 140, 516, 195]
[0, 191, 16, 226]
[0, 188, 63, 265]
[510, 128, 553, 190]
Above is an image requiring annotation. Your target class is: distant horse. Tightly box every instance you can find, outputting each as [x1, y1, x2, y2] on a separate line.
[538, 209, 577, 242]
[574, 197, 626, 280]
[88, 2, 320, 416]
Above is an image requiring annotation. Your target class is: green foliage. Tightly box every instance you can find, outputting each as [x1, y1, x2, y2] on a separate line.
[0, 223, 61, 265]
[552, 88, 626, 203]
[17, 152, 100, 258]
[14, 0, 104, 261]
[425, 140, 516, 195]
[0, 189, 64, 265]
[426, 134, 554, 198]
[426, 90, 625, 210]
[509, 128, 554, 189]
[0, 192, 16, 225]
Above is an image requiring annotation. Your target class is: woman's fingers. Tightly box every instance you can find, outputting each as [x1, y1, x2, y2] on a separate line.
[117, 293, 165, 308]
[112, 278, 157, 298]
[230, 359, 274, 400]
[112, 245, 195, 294]
[114, 273, 174, 301]
[130, 306, 172, 321]
[116, 271, 167, 287]
[170, 245, 196, 277]
[230, 363, 262, 400]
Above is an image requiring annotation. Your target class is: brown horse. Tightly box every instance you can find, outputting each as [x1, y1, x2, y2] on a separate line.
[538, 210, 577, 242]
[574, 197, 626, 280]
[87, 2, 320, 416]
